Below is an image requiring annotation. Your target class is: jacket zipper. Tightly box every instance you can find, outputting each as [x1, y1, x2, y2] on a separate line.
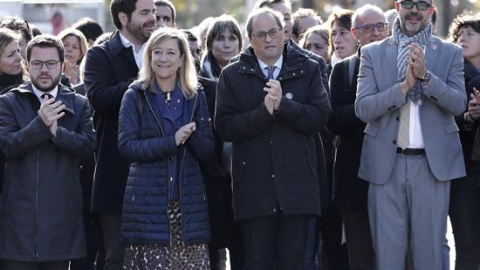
[177, 94, 198, 243]
[34, 149, 39, 260]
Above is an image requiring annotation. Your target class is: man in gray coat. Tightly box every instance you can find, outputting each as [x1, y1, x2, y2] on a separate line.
[355, 0, 466, 269]
[0, 35, 96, 270]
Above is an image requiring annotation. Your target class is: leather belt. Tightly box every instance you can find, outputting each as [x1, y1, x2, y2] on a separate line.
[396, 148, 425, 155]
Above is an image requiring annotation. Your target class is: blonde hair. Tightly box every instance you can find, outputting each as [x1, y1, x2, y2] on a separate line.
[137, 28, 198, 99]
[57, 28, 88, 65]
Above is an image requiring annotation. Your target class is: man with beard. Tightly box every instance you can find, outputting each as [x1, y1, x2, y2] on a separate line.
[0, 35, 95, 270]
[83, 0, 156, 269]
[355, 0, 466, 269]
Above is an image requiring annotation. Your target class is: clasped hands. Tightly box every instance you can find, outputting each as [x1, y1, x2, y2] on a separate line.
[400, 43, 428, 94]
[38, 95, 65, 137]
[175, 122, 196, 146]
[264, 79, 282, 115]
[467, 88, 480, 122]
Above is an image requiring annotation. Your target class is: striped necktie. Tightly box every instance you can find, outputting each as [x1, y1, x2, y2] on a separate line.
[266, 66, 276, 80]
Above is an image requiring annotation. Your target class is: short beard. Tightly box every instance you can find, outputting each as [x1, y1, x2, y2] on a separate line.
[31, 74, 61, 92]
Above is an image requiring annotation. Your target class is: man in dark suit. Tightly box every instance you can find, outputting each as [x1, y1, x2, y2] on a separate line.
[215, 8, 331, 270]
[83, 0, 156, 269]
[355, 0, 466, 268]
[327, 4, 389, 270]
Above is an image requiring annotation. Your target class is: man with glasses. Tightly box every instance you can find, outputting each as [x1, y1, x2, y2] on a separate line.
[0, 35, 95, 270]
[215, 8, 331, 270]
[355, 0, 466, 269]
[327, 4, 389, 270]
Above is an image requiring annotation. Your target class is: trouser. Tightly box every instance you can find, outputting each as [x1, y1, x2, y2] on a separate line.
[341, 206, 375, 270]
[369, 154, 450, 270]
[449, 175, 480, 270]
[240, 213, 311, 270]
[100, 213, 124, 270]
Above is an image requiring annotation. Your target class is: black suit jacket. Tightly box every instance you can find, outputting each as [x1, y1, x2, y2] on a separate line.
[327, 53, 369, 210]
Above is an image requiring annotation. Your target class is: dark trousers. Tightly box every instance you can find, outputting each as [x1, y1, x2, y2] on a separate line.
[71, 210, 105, 270]
[240, 213, 311, 270]
[341, 206, 375, 270]
[449, 177, 480, 270]
[3, 260, 69, 270]
[303, 217, 320, 270]
[100, 213, 124, 270]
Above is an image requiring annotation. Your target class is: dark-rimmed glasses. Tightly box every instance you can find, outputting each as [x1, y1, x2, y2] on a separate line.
[400, 0, 431, 11]
[355, 22, 388, 33]
[252, 28, 283, 40]
[30, 60, 61, 70]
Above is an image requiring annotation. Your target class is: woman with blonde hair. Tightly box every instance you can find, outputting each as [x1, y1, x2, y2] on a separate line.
[300, 24, 330, 63]
[118, 27, 214, 270]
[57, 28, 88, 85]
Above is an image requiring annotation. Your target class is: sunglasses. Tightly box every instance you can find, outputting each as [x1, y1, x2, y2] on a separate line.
[399, 0, 431, 11]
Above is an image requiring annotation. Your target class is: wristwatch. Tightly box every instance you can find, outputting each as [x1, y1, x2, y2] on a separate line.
[419, 70, 431, 82]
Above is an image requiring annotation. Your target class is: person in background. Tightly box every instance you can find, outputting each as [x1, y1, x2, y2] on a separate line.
[327, 5, 389, 270]
[72, 17, 104, 48]
[200, 15, 242, 81]
[291, 8, 322, 44]
[0, 34, 96, 270]
[355, 0, 466, 268]
[154, 0, 176, 28]
[182, 29, 202, 71]
[384, 9, 398, 36]
[0, 16, 33, 60]
[119, 27, 214, 270]
[83, 0, 156, 269]
[58, 28, 88, 85]
[327, 8, 357, 68]
[215, 8, 331, 270]
[448, 12, 480, 270]
[301, 25, 330, 63]
[0, 28, 26, 94]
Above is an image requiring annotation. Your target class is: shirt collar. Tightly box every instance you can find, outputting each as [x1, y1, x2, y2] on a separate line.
[32, 83, 58, 101]
[258, 55, 283, 72]
[119, 32, 145, 53]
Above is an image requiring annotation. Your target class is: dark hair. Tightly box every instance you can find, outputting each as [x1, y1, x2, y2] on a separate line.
[26, 34, 64, 63]
[154, 0, 176, 23]
[110, 0, 138, 30]
[31, 26, 42, 37]
[327, 8, 354, 57]
[181, 29, 198, 42]
[246, 8, 284, 39]
[448, 11, 480, 43]
[206, 15, 242, 52]
[0, 16, 33, 43]
[72, 17, 104, 43]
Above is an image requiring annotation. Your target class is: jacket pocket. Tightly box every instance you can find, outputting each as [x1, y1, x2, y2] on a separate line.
[444, 122, 459, 134]
[364, 124, 378, 137]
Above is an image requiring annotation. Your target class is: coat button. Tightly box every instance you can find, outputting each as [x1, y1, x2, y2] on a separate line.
[242, 161, 246, 165]
[169, 177, 173, 182]
[396, 117, 399, 121]
[293, 73, 296, 76]
[393, 140, 396, 145]
[271, 174, 275, 178]
[273, 208, 277, 212]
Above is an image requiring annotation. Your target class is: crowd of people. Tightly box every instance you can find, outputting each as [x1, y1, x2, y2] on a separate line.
[0, 0, 478, 269]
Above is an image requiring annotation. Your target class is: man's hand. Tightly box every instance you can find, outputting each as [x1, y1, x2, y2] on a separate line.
[408, 43, 427, 80]
[264, 79, 282, 115]
[175, 122, 196, 146]
[38, 95, 65, 128]
[400, 63, 416, 94]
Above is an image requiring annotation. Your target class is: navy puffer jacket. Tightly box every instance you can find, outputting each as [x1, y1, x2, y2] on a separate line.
[118, 82, 214, 245]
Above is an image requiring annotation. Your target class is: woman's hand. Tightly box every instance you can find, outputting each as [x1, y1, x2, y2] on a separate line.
[175, 122, 196, 146]
[63, 60, 80, 85]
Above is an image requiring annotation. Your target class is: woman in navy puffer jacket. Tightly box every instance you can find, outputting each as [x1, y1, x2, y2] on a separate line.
[118, 28, 214, 270]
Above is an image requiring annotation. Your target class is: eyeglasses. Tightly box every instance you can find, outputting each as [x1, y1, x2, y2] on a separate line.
[252, 28, 283, 40]
[399, 0, 431, 11]
[355, 22, 388, 33]
[29, 60, 61, 70]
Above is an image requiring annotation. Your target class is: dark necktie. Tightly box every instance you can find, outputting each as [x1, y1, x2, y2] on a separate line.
[266, 66, 276, 80]
[41, 93, 54, 100]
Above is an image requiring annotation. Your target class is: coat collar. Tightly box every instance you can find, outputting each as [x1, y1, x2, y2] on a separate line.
[13, 82, 76, 115]
[237, 42, 309, 80]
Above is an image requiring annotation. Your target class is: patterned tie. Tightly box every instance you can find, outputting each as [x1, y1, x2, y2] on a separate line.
[397, 102, 410, 149]
[266, 66, 276, 80]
